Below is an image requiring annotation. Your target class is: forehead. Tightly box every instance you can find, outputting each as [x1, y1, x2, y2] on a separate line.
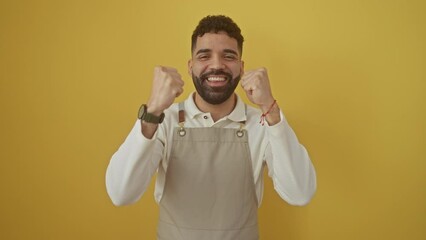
[194, 32, 240, 55]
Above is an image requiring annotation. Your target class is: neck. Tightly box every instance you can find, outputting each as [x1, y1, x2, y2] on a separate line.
[193, 93, 237, 122]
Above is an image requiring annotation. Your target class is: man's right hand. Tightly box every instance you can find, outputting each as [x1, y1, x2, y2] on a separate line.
[146, 66, 185, 116]
[141, 66, 184, 139]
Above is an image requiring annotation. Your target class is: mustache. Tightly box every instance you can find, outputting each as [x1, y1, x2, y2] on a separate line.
[200, 69, 233, 81]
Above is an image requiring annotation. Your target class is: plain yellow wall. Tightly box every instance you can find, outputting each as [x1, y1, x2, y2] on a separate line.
[1, 0, 425, 239]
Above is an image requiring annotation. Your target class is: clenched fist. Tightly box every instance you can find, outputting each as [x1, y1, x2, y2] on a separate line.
[147, 66, 184, 115]
[241, 67, 281, 125]
[241, 68, 275, 112]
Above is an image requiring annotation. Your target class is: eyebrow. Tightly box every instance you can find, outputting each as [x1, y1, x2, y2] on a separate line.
[195, 48, 239, 56]
[195, 49, 211, 55]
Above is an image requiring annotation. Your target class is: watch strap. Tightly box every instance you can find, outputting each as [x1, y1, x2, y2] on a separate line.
[138, 104, 165, 124]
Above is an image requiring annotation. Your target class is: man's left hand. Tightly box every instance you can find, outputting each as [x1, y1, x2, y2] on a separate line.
[241, 67, 275, 113]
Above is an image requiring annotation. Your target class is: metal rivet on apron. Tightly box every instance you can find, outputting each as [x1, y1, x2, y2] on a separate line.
[178, 128, 186, 137]
[236, 130, 244, 138]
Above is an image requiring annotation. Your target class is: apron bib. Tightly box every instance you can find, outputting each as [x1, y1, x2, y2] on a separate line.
[157, 102, 259, 240]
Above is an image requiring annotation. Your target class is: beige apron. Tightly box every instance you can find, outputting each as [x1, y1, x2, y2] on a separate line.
[157, 102, 259, 240]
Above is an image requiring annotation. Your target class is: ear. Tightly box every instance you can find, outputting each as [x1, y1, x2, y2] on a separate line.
[187, 59, 193, 75]
[240, 60, 245, 76]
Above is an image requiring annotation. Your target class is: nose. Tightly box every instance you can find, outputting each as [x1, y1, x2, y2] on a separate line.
[209, 55, 225, 70]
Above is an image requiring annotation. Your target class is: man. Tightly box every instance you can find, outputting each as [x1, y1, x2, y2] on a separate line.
[106, 15, 316, 240]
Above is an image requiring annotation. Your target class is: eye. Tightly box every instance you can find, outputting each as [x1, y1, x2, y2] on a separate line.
[197, 54, 210, 60]
[224, 54, 237, 60]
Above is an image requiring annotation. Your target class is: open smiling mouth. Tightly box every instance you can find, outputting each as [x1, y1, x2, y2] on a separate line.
[207, 75, 227, 82]
[203, 75, 229, 88]
[201, 69, 232, 84]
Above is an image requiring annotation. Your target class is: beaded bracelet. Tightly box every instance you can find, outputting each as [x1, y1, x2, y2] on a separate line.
[259, 100, 277, 126]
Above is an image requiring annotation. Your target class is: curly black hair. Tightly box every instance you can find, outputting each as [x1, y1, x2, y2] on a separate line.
[191, 15, 244, 56]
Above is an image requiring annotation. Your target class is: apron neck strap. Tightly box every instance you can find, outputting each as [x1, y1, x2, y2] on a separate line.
[178, 102, 185, 124]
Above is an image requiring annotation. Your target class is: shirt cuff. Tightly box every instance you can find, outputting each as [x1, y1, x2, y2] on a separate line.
[135, 119, 160, 143]
[265, 111, 288, 137]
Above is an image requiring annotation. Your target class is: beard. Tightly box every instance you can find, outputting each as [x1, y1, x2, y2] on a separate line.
[192, 69, 241, 105]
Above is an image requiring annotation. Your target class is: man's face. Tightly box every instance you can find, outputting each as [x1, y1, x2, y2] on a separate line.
[189, 32, 244, 105]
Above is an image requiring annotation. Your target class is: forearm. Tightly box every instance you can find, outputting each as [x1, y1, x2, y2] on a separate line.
[106, 120, 162, 206]
[266, 115, 317, 206]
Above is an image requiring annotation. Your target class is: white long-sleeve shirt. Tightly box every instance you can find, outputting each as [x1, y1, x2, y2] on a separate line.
[106, 93, 316, 207]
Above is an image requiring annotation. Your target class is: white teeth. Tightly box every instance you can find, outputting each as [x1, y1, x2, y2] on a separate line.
[207, 76, 226, 82]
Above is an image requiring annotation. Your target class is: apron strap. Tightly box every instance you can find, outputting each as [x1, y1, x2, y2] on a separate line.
[178, 102, 185, 124]
[237, 104, 247, 137]
[178, 102, 186, 137]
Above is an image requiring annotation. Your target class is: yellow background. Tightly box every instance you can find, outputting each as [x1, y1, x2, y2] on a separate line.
[1, 0, 425, 239]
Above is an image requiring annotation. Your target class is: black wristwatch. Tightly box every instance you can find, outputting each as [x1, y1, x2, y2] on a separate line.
[138, 104, 165, 124]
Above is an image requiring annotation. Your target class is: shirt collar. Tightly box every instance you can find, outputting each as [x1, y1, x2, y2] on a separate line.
[184, 92, 247, 123]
